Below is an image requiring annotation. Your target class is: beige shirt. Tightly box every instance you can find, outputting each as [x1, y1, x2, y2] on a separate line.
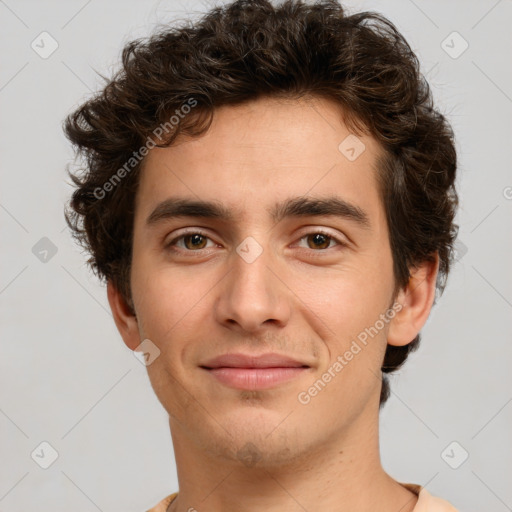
[146, 484, 459, 511]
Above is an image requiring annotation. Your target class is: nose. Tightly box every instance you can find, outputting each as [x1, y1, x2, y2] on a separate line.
[214, 240, 291, 334]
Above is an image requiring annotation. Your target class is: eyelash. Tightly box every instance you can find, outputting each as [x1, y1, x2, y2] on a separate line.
[165, 229, 347, 255]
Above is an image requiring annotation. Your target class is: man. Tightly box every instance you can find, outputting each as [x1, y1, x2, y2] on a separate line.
[64, 1, 460, 510]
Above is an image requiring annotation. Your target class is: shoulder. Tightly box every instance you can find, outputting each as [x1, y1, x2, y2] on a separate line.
[146, 492, 178, 512]
[401, 483, 459, 512]
[147, 488, 459, 512]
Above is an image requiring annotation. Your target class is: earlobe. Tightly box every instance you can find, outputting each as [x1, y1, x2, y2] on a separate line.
[387, 253, 439, 347]
[107, 280, 140, 351]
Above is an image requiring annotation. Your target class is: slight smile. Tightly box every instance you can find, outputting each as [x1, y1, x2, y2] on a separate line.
[200, 353, 311, 390]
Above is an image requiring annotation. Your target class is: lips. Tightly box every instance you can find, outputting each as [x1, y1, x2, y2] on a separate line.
[200, 353, 309, 369]
[200, 353, 310, 390]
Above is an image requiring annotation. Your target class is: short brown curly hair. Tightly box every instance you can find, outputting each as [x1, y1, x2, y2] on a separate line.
[64, 0, 459, 407]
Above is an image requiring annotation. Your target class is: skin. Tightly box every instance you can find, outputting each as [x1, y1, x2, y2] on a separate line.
[108, 96, 439, 512]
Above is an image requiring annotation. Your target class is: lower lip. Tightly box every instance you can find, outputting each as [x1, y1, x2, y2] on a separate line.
[204, 367, 308, 390]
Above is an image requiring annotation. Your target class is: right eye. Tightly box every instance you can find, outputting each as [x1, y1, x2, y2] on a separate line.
[165, 230, 218, 252]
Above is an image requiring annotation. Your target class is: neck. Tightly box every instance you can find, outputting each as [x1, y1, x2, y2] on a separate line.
[166, 395, 418, 512]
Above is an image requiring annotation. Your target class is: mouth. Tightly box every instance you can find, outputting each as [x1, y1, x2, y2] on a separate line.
[200, 353, 310, 390]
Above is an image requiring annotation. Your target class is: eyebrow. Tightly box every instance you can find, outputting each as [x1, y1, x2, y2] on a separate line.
[146, 196, 371, 229]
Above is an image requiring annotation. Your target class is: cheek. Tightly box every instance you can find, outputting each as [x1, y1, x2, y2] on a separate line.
[131, 268, 209, 412]
[130, 263, 221, 392]
[296, 262, 392, 328]
[296, 278, 391, 417]
[131, 260, 210, 338]
[292, 261, 393, 375]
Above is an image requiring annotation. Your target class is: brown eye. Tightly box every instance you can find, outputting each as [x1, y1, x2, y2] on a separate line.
[182, 234, 208, 250]
[305, 233, 333, 250]
[166, 231, 215, 252]
[297, 231, 343, 251]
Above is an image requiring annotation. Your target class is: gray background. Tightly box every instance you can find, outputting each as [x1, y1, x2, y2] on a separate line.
[1, 0, 511, 510]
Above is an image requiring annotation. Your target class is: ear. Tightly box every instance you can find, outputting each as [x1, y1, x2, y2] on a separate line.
[387, 252, 439, 347]
[107, 280, 140, 351]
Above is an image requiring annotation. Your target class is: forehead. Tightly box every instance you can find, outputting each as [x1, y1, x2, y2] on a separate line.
[135, 96, 386, 232]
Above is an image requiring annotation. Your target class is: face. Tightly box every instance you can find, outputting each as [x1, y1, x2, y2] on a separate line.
[122, 96, 400, 467]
